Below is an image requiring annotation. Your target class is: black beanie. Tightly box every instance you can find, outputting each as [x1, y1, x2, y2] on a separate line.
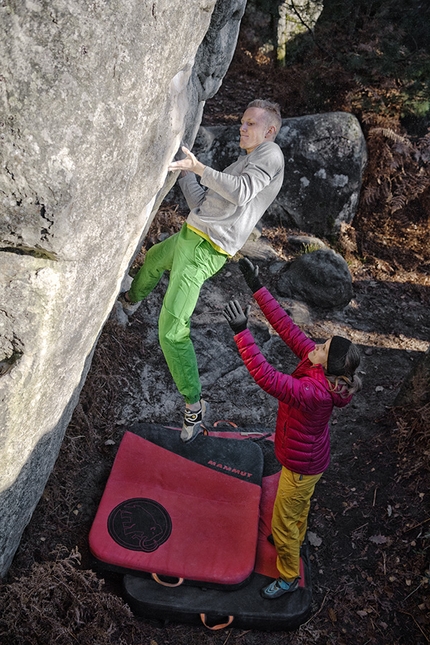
[327, 336, 351, 376]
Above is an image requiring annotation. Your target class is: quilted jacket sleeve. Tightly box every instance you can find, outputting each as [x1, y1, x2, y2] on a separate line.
[234, 328, 329, 411]
[253, 287, 315, 360]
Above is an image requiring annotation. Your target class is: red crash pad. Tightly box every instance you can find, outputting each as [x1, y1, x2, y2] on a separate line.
[89, 430, 263, 588]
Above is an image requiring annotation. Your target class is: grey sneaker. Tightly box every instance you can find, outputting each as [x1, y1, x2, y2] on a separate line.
[180, 400, 207, 443]
[118, 292, 140, 316]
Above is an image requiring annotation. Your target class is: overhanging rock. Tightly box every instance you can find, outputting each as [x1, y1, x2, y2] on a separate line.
[0, 0, 246, 576]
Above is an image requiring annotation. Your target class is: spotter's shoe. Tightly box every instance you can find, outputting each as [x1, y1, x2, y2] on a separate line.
[260, 577, 299, 599]
[180, 400, 207, 443]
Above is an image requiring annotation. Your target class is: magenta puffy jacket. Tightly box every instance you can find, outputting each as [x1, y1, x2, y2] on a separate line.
[234, 287, 352, 475]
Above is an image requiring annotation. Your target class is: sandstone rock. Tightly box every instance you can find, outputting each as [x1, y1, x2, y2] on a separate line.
[276, 1, 323, 66]
[280, 298, 312, 326]
[277, 248, 353, 310]
[275, 112, 367, 236]
[0, 0, 246, 575]
[240, 238, 278, 262]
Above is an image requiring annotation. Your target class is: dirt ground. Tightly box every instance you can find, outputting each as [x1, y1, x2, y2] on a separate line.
[2, 18, 430, 645]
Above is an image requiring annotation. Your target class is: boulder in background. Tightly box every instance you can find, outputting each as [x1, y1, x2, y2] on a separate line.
[277, 248, 354, 310]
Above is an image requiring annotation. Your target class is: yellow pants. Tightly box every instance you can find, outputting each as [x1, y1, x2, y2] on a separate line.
[272, 466, 322, 581]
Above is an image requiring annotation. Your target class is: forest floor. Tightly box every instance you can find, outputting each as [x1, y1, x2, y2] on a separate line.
[2, 16, 430, 645]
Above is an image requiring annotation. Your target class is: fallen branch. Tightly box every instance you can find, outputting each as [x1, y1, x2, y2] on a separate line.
[398, 609, 430, 643]
[403, 517, 430, 533]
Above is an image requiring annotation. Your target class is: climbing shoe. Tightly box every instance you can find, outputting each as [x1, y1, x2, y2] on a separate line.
[180, 400, 207, 443]
[260, 577, 299, 599]
[118, 292, 141, 316]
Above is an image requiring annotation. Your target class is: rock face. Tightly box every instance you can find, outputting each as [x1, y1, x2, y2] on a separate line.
[0, 0, 246, 576]
[277, 248, 354, 310]
[184, 111, 367, 237]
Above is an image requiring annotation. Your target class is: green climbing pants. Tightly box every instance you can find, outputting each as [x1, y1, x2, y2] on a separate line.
[129, 224, 227, 404]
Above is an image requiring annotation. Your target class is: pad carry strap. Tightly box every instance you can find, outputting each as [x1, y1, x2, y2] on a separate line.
[151, 573, 184, 587]
[200, 613, 234, 630]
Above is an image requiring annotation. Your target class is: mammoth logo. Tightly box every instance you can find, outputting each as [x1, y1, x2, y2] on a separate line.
[108, 498, 172, 552]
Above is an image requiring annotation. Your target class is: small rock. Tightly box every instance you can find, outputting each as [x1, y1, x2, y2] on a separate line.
[307, 531, 322, 547]
[287, 235, 327, 251]
[240, 238, 278, 261]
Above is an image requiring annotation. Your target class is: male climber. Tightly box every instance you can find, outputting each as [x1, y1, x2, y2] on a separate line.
[120, 99, 285, 443]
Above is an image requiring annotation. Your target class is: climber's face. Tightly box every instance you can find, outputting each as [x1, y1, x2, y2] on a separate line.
[239, 107, 275, 154]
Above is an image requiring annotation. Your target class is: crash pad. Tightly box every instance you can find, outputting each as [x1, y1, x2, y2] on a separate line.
[89, 428, 264, 588]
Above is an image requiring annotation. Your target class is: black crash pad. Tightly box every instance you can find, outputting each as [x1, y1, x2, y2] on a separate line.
[123, 543, 312, 631]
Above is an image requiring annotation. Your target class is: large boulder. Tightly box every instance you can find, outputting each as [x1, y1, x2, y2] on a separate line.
[175, 111, 367, 238]
[275, 112, 367, 236]
[0, 0, 246, 575]
[277, 248, 353, 310]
